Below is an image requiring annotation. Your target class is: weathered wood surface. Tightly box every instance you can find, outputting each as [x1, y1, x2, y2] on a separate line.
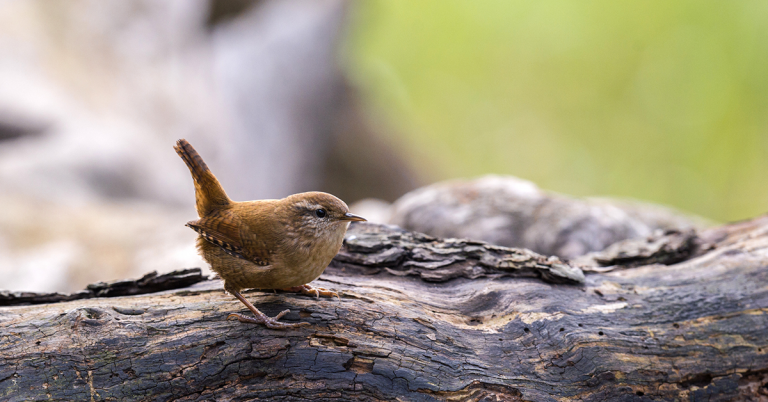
[0, 270, 207, 307]
[1, 219, 767, 401]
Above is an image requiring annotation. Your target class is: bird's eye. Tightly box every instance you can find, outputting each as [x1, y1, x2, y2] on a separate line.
[315, 209, 327, 218]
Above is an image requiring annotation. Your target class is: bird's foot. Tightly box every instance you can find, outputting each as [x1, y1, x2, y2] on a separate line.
[226, 309, 309, 329]
[284, 284, 340, 300]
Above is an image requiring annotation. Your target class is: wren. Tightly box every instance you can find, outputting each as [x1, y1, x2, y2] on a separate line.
[174, 139, 365, 329]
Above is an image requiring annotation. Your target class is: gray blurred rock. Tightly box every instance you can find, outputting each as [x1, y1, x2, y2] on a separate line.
[389, 175, 710, 259]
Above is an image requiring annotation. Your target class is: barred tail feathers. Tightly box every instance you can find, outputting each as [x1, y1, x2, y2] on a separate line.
[174, 139, 230, 216]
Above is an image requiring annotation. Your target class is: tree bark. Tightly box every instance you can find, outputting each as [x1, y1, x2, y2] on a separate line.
[1, 218, 767, 401]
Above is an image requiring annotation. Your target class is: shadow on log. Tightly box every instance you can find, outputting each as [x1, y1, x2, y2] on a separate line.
[1, 219, 767, 401]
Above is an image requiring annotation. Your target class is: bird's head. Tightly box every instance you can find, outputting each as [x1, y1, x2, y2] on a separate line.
[282, 192, 366, 240]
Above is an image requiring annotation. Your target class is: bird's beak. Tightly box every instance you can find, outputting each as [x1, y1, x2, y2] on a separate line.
[340, 212, 366, 222]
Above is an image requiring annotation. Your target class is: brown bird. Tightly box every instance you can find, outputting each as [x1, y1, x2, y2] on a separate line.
[174, 139, 365, 329]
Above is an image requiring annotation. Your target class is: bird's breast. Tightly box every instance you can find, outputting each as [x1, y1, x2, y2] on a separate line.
[278, 227, 346, 286]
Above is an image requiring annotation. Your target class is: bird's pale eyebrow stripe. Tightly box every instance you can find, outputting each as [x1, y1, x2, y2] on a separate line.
[294, 200, 323, 210]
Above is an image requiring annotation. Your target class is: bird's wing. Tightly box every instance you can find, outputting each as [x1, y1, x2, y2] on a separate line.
[186, 209, 271, 266]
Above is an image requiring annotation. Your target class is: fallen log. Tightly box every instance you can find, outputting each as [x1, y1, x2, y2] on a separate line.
[1, 218, 767, 401]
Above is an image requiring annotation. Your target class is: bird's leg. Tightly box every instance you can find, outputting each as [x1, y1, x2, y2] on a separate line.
[226, 290, 309, 329]
[283, 284, 340, 300]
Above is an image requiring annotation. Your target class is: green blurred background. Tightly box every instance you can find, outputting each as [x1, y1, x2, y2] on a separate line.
[343, 0, 768, 223]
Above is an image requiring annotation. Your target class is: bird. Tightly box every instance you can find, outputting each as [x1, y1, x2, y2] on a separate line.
[174, 139, 365, 329]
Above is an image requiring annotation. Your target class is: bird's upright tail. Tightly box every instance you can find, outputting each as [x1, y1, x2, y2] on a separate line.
[174, 139, 231, 216]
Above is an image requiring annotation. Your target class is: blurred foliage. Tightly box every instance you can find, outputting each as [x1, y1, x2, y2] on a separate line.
[342, 0, 768, 222]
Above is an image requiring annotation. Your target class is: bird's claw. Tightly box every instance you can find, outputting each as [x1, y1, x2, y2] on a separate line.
[302, 284, 340, 300]
[226, 310, 308, 329]
[284, 285, 340, 300]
